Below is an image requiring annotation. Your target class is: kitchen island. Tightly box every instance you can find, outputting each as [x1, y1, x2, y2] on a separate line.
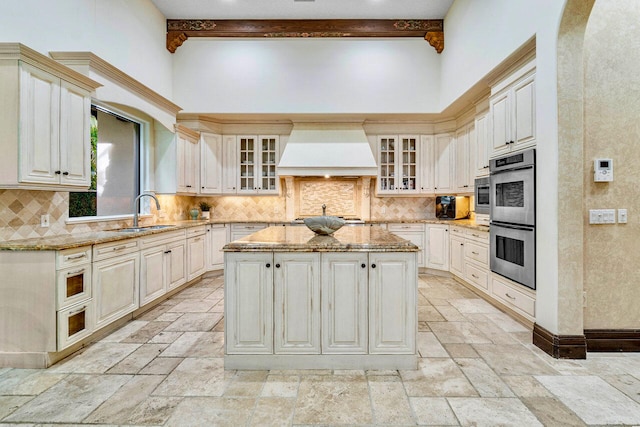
[223, 225, 419, 370]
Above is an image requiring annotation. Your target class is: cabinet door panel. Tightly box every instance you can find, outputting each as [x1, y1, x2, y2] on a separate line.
[513, 75, 536, 148]
[369, 253, 416, 354]
[426, 225, 450, 271]
[274, 253, 321, 354]
[222, 135, 237, 194]
[167, 239, 187, 291]
[208, 226, 228, 270]
[59, 80, 90, 186]
[93, 253, 139, 329]
[434, 134, 453, 193]
[200, 133, 222, 194]
[321, 253, 368, 354]
[490, 90, 510, 156]
[225, 253, 273, 354]
[140, 247, 166, 306]
[187, 235, 206, 281]
[19, 63, 60, 184]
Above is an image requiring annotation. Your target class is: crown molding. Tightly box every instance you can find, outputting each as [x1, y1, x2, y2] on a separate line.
[166, 19, 444, 54]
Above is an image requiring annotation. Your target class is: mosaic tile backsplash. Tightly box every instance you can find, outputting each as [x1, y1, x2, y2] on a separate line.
[0, 187, 437, 242]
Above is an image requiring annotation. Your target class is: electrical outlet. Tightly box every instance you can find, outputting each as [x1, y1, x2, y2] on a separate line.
[618, 209, 628, 223]
[40, 214, 50, 228]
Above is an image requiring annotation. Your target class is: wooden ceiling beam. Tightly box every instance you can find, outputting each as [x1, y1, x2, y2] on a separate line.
[166, 19, 444, 54]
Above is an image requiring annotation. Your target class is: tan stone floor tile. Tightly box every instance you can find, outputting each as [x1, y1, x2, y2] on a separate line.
[99, 320, 149, 342]
[0, 396, 33, 420]
[443, 343, 480, 358]
[135, 303, 173, 321]
[4, 374, 132, 423]
[163, 312, 223, 332]
[172, 287, 216, 299]
[419, 305, 446, 322]
[473, 344, 559, 376]
[269, 369, 332, 375]
[138, 357, 183, 375]
[125, 396, 184, 425]
[521, 396, 587, 427]
[168, 298, 218, 313]
[224, 371, 268, 397]
[410, 397, 459, 426]
[148, 330, 184, 344]
[501, 375, 553, 398]
[153, 358, 229, 397]
[249, 397, 296, 426]
[435, 305, 467, 321]
[0, 369, 67, 395]
[428, 321, 492, 344]
[48, 342, 142, 374]
[400, 359, 478, 397]
[366, 369, 400, 376]
[418, 331, 449, 358]
[83, 375, 165, 424]
[603, 374, 640, 403]
[332, 369, 365, 376]
[448, 397, 543, 426]
[120, 321, 172, 343]
[165, 396, 256, 426]
[293, 374, 373, 425]
[261, 374, 300, 397]
[454, 358, 514, 397]
[368, 375, 414, 425]
[153, 312, 183, 322]
[106, 343, 169, 374]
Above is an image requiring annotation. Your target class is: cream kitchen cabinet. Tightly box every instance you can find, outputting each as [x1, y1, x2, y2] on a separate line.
[207, 223, 229, 271]
[237, 135, 279, 194]
[368, 252, 417, 354]
[176, 125, 200, 194]
[377, 135, 420, 195]
[200, 133, 223, 194]
[489, 59, 536, 158]
[425, 224, 449, 270]
[433, 133, 454, 194]
[92, 239, 140, 330]
[0, 44, 100, 190]
[474, 111, 490, 177]
[454, 122, 475, 194]
[225, 252, 274, 354]
[450, 226, 490, 293]
[321, 252, 368, 354]
[139, 229, 187, 306]
[387, 223, 425, 268]
[419, 135, 435, 193]
[222, 135, 238, 194]
[274, 253, 321, 354]
[449, 230, 465, 278]
[186, 226, 207, 281]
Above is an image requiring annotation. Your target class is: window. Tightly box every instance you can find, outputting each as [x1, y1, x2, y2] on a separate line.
[69, 105, 141, 218]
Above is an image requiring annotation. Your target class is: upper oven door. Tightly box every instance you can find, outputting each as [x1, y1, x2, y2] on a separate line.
[490, 165, 535, 226]
[474, 178, 490, 215]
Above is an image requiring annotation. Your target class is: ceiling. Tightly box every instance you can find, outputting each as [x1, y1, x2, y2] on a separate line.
[150, 0, 454, 20]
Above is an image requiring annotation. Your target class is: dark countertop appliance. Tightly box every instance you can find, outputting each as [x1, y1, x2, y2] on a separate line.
[436, 196, 469, 220]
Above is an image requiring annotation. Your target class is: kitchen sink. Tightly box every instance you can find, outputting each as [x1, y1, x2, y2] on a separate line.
[116, 225, 176, 233]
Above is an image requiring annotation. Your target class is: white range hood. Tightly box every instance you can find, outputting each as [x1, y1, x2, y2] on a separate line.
[277, 123, 377, 176]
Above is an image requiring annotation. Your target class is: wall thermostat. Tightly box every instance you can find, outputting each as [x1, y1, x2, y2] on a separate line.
[594, 158, 613, 182]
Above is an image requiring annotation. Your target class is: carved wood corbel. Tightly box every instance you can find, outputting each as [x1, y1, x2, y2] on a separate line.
[425, 31, 444, 54]
[167, 31, 188, 54]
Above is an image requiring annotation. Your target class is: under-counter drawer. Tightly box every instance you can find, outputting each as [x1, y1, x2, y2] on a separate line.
[464, 241, 489, 266]
[56, 264, 91, 309]
[93, 239, 139, 261]
[139, 229, 186, 249]
[186, 225, 207, 238]
[465, 229, 489, 244]
[57, 299, 94, 350]
[464, 262, 488, 291]
[388, 223, 425, 232]
[449, 226, 467, 237]
[491, 276, 535, 317]
[57, 247, 92, 269]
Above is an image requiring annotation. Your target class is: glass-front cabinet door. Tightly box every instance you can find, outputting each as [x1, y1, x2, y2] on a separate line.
[377, 135, 419, 195]
[237, 135, 279, 195]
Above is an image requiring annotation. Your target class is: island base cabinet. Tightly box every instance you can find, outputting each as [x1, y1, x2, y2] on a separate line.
[225, 253, 274, 354]
[369, 252, 417, 354]
[321, 253, 368, 354]
[93, 252, 139, 330]
[274, 253, 321, 354]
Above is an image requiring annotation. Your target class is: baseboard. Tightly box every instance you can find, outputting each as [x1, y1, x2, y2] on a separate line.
[584, 329, 640, 352]
[533, 323, 586, 359]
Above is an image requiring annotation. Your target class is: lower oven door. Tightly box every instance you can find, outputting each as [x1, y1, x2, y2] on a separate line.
[490, 222, 535, 290]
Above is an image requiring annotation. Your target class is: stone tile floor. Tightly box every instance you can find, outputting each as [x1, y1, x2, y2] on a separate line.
[1, 273, 640, 426]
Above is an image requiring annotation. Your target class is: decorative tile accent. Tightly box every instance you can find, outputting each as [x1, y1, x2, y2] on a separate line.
[299, 179, 357, 217]
[370, 196, 436, 220]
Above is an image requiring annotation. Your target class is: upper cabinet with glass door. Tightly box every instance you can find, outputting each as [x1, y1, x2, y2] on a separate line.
[376, 135, 420, 196]
[0, 44, 101, 190]
[237, 135, 280, 195]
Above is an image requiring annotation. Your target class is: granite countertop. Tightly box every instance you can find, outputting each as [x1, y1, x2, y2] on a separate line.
[224, 225, 419, 252]
[0, 218, 487, 252]
[0, 220, 209, 251]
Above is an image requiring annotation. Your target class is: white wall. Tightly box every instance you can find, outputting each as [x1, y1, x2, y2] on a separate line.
[0, 0, 172, 100]
[172, 38, 442, 113]
[442, 0, 567, 334]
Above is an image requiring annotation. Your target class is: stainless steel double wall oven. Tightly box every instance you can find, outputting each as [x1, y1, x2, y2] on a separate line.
[489, 149, 536, 290]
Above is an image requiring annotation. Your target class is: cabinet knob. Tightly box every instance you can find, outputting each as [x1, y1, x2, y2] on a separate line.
[371, 263, 376, 269]
[164, 250, 172, 254]
[54, 170, 61, 175]
[275, 263, 281, 268]
[361, 263, 366, 268]
[505, 142, 510, 146]
[62, 171, 69, 176]
[266, 263, 271, 268]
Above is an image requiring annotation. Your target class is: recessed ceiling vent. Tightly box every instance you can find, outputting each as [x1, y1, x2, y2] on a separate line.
[277, 123, 378, 177]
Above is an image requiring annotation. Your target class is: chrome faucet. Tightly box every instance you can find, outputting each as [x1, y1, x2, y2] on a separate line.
[322, 204, 326, 216]
[133, 193, 161, 228]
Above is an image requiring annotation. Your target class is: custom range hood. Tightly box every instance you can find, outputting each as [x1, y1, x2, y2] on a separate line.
[277, 123, 377, 176]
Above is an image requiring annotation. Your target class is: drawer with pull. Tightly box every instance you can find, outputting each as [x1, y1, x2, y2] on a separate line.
[57, 299, 94, 350]
[186, 225, 207, 238]
[465, 229, 489, 244]
[139, 229, 186, 249]
[464, 263, 488, 290]
[464, 241, 489, 266]
[388, 223, 425, 232]
[93, 238, 139, 261]
[491, 276, 535, 317]
[57, 247, 92, 269]
[56, 264, 92, 309]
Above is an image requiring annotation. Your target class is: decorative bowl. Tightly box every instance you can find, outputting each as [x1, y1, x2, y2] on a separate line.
[303, 216, 346, 235]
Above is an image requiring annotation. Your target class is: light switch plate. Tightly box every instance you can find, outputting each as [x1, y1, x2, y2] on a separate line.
[618, 209, 628, 223]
